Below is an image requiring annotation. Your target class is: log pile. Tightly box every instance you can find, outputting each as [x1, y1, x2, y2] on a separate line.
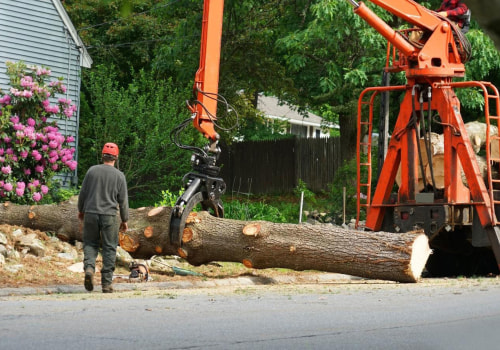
[0, 198, 431, 283]
[396, 121, 497, 190]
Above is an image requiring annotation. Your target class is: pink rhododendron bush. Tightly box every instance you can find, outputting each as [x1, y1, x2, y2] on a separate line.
[0, 61, 77, 203]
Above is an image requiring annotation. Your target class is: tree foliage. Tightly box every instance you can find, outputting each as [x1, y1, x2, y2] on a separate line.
[78, 64, 199, 204]
[62, 0, 500, 204]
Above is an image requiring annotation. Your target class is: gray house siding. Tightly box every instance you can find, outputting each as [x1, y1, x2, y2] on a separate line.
[0, 0, 90, 187]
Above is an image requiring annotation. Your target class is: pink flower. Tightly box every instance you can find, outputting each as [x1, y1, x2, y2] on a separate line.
[32, 150, 42, 161]
[27, 118, 36, 127]
[41, 185, 49, 195]
[66, 160, 77, 171]
[32, 192, 42, 202]
[1, 165, 11, 174]
[37, 68, 51, 76]
[24, 168, 31, 175]
[10, 115, 19, 124]
[16, 181, 26, 190]
[66, 136, 75, 143]
[3, 182, 13, 192]
[15, 187, 25, 196]
[13, 123, 24, 131]
[21, 90, 33, 98]
[20, 150, 28, 158]
[44, 104, 59, 114]
[35, 165, 44, 173]
[0, 94, 11, 105]
[20, 76, 33, 87]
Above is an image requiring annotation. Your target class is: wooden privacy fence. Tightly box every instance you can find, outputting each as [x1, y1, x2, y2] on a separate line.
[219, 137, 343, 194]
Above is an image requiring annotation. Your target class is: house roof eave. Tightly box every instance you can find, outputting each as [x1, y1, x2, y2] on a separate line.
[53, 0, 93, 68]
[265, 114, 339, 129]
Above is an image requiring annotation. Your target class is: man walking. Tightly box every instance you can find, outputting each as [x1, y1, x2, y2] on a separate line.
[78, 142, 129, 293]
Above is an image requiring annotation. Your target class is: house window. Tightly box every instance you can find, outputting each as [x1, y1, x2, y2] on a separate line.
[315, 129, 321, 138]
[291, 124, 307, 137]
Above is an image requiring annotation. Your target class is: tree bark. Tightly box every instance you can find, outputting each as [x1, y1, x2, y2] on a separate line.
[0, 197, 431, 283]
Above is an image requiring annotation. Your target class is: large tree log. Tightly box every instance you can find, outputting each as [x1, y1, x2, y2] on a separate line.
[395, 122, 496, 191]
[424, 154, 489, 190]
[465, 121, 498, 154]
[395, 133, 441, 192]
[0, 197, 431, 282]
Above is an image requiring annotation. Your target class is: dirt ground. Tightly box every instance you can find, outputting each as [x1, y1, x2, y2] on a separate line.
[3, 223, 500, 292]
[0, 224, 323, 289]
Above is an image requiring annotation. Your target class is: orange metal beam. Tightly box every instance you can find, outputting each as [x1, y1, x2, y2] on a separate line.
[192, 0, 225, 141]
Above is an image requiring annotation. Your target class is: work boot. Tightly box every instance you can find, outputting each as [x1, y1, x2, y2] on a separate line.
[84, 267, 94, 292]
[102, 284, 113, 293]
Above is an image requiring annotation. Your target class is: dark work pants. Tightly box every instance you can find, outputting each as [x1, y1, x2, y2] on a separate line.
[82, 213, 119, 286]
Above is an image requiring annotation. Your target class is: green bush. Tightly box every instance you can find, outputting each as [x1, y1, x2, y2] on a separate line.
[224, 198, 295, 223]
[78, 65, 200, 204]
[155, 189, 185, 208]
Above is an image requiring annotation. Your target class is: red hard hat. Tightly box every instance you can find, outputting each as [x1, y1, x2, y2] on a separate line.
[102, 142, 119, 157]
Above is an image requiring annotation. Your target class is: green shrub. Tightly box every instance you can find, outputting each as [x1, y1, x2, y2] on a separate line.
[224, 199, 292, 223]
[155, 189, 185, 207]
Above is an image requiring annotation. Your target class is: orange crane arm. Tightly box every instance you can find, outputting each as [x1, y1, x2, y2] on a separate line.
[190, 0, 225, 143]
[368, 0, 442, 31]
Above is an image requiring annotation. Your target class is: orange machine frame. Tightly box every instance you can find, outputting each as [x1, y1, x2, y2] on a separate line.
[350, 0, 500, 269]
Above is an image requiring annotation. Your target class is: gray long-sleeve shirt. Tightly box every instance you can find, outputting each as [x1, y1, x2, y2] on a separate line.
[78, 164, 129, 222]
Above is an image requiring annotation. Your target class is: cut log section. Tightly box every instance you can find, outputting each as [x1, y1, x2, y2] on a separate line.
[424, 153, 488, 190]
[465, 121, 498, 154]
[395, 133, 441, 191]
[0, 197, 431, 283]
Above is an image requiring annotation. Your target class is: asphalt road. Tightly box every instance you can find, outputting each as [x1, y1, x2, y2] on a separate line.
[1, 279, 500, 350]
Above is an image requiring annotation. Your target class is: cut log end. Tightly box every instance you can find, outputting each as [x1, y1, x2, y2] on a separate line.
[147, 207, 164, 217]
[182, 227, 193, 243]
[243, 223, 261, 237]
[178, 248, 188, 259]
[242, 259, 253, 268]
[28, 212, 36, 220]
[119, 233, 140, 253]
[408, 234, 432, 281]
[185, 212, 200, 224]
[144, 226, 154, 238]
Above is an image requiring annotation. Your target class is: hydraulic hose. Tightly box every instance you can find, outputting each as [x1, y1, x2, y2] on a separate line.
[412, 84, 429, 190]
